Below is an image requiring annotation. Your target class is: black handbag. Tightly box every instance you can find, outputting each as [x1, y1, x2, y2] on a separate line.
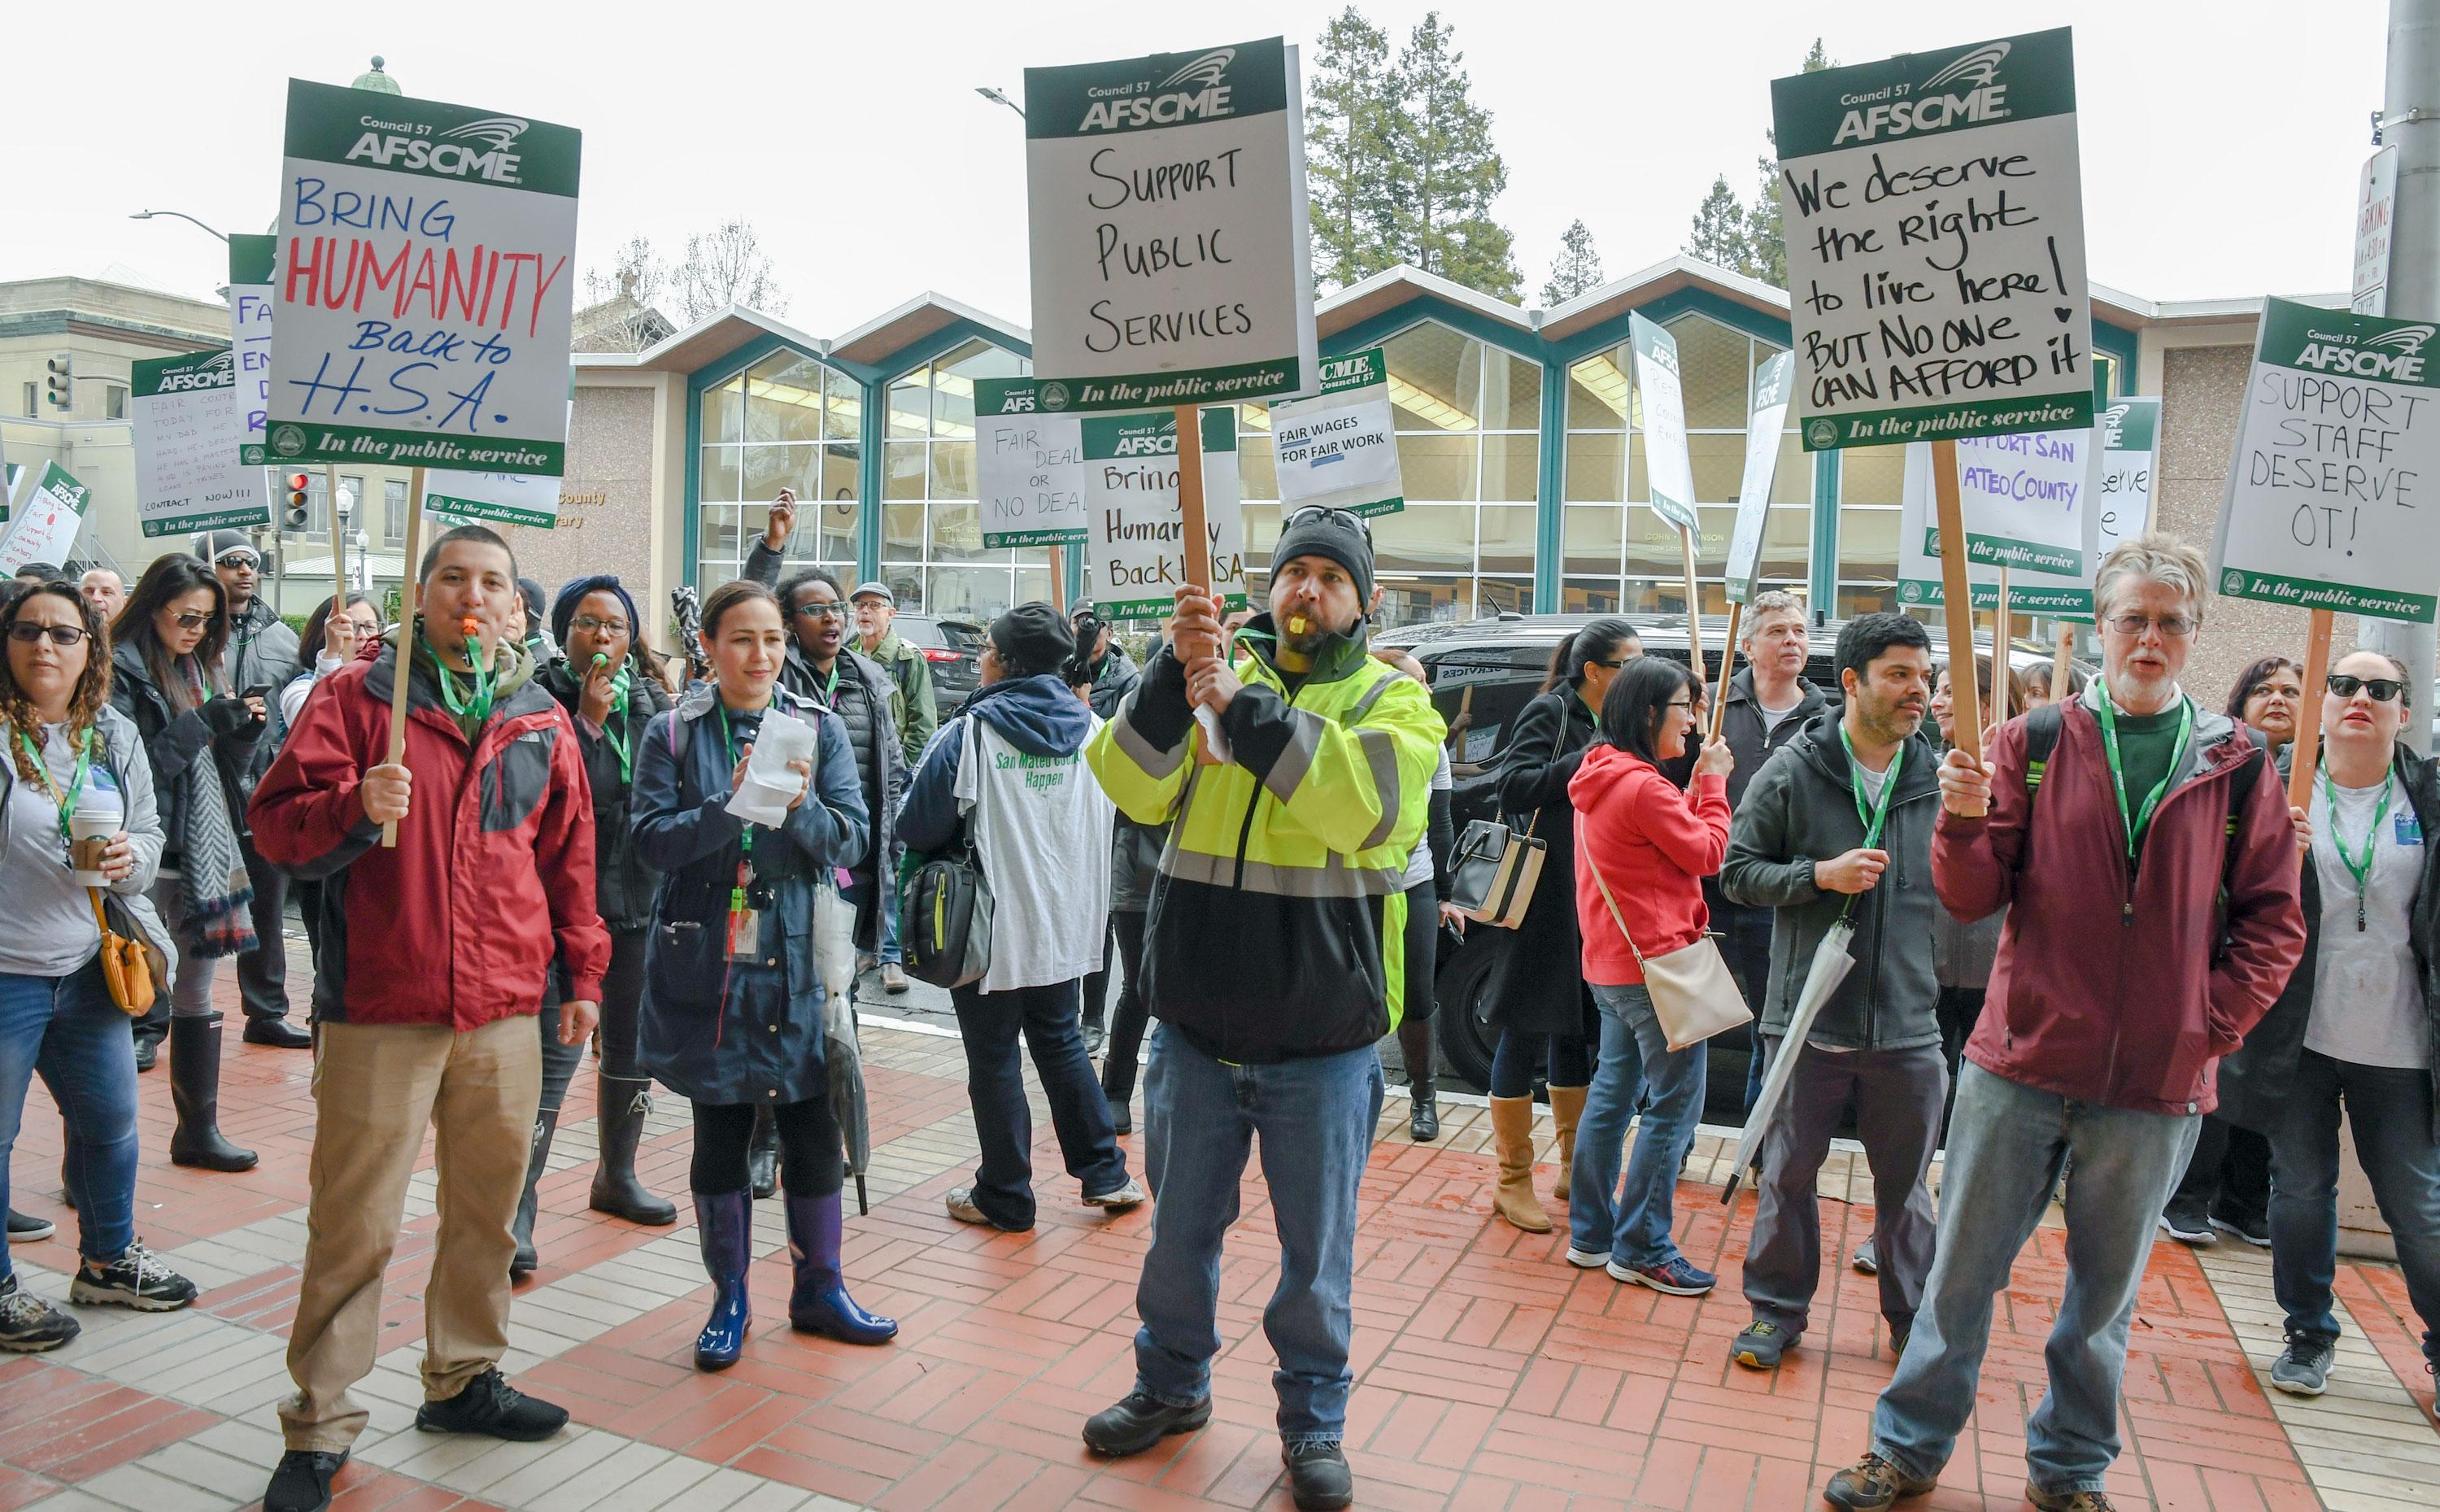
[901, 839, 995, 990]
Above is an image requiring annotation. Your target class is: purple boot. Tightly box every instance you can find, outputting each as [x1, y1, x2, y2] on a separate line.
[785, 1191, 896, 1345]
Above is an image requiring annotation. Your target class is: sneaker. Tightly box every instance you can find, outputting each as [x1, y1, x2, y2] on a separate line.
[1731, 1321, 1791, 1370]
[6, 1209, 54, 1243]
[263, 1449, 348, 1512]
[1821, 1450, 1937, 1510]
[882, 962, 908, 995]
[2158, 1207, 2215, 1247]
[1281, 1439, 1354, 1510]
[944, 1187, 1030, 1232]
[1083, 1177, 1146, 1212]
[2269, 1331, 2335, 1397]
[2025, 1485, 2118, 1512]
[1082, 1020, 1107, 1058]
[1081, 1391, 1212, 1458]
[2211, 1211, 2271, 1248]
[413, 1367, 569, 1440]
[69, 1243, 198, 1311]
[1852, 1237, 1878, 1275]
[1612, 1257, 1715, 1296]
[1564, 1247, 1610, 1270]
[0, 1275, 80, 1353]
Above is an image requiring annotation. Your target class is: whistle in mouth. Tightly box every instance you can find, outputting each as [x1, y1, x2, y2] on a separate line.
[460, 617, 482, 641]
[1288, 616, 1310, 635]
[591, 652, 609, 671]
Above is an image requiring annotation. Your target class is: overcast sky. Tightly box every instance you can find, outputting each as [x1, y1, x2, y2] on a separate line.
[8, 1, 2388, 335]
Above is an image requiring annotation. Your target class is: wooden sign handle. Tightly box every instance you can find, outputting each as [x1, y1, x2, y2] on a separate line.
[2287, 609, 2333, 816]
[1931, 440, 1982, 761]
[1989, 566, 2011, 730]
[327, 464, 345, 609]
[1174, 404, 1209, 594]
[1708, 600, 1742, 743]
[380, 468, 425, 849]
[1048, 542, 1066, 612]
[1680, 525, 1705, 702]
[2051, 621, 2075, 708]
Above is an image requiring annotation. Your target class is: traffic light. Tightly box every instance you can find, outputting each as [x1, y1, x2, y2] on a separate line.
[43, 354, 71, 410]
[284, 473, 312, 529]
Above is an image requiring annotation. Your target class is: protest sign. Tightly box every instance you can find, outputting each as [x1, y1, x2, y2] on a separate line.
[1021, 37, 1317, 413]
[230, 235, 277, 467]
[1268, 346, 1402, 516]
[975, 379, 1093, 547]
[1630, 315, 1698, 531]
[425, 469, 560, 529]
[131, 348, 270, 538]
[1948, 427, 2090, 578]
[2092, 395, 2158, 556]
[2210, 296, 2440, 624]
[1772, 28, 2094, 450]
[2354, 146, 2398, 317]
[0, 462, 92, 575]
[1, 460, 20, 525]
[268, 78, 580, 476]
[1089, 408, 1246, 617]
[1898, 439, 2094, 615]
[1723, 350, 1796, 603]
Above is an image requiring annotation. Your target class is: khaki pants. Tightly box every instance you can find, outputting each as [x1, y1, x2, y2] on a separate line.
[279, 1015, 542, 1452]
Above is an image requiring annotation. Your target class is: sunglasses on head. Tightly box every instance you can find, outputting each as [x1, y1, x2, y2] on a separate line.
[1283, 504, 1373, 543]
[2328, 673, 2407, 703]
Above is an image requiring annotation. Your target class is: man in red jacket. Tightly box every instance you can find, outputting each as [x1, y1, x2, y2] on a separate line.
[1824, 534, 2305, 1512]
[247, 525, 609, 1512]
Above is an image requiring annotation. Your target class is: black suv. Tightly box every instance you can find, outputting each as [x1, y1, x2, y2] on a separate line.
[1379, 611, 2072, 1125]
[893, 613, 984, 718]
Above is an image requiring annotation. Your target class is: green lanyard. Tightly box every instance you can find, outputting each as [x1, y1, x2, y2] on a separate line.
[15, 725, 93, 849]
[808, 660, 841, 711]
[1837, 725, 1905, 850]
[603, 665, 635, 783]
[422, 634, 495, 723]
[713, 697, 775, 913]
[2319, 764, 2394, 933]
[2091, 677, 2193, 861]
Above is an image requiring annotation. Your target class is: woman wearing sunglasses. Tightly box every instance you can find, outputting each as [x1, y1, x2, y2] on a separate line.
[2220, 651, 2440, 1405]
[108, 555, 258, 1171]
[0, 582, 201, 1350]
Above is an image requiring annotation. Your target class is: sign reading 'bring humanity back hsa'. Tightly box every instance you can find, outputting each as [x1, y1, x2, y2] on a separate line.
[268, 79, 580, 476]
[1022, 37, 1318, 413]
[1772, 28, 2094, 450]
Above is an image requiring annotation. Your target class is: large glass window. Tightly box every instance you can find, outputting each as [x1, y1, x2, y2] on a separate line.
[877, 340, 1052, 618]
[696, 350, 865, 590]
[1834, 443, 1903, 619]
[1560, 314, 1806, 616]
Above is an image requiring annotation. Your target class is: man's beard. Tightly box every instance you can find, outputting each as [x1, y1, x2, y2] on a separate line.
[1278, 609, 1346, 659]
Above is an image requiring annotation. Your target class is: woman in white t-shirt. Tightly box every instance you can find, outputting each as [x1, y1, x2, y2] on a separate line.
[2221, 650, 2440, 1403]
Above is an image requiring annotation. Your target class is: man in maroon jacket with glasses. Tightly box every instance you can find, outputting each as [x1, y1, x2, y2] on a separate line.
[1823, 534, 2305, 1512]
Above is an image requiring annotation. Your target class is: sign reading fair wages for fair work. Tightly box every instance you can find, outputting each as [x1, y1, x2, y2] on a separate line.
[1898, 440, 2095, 615]
[131, 349, 269, 538]
[2210, 298, 2440, 624]
[1629, 315, 1698, 533]
[1724, 351, 1796, 603]
[2092, 395, 2158, 558]
[268, 79, 580, 476]
[229, 236, 276, 467]
[1774, 28, 2094, 450]
[1267, 346, 1401, 516]
[0, 462, 92, 576]
[1023, 37, 1318, 412]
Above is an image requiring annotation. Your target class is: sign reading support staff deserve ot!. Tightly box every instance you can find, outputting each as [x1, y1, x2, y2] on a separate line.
[1022, 37, 1318, 412]
[131, 348, 269, 538]
[1772, 28, 2094, 450]
[268, 79, 580, 476]
[2210, 297, 2440, 624]
[1267, 346, 1402, 516]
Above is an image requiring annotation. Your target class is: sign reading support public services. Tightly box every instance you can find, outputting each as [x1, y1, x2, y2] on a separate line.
[229, 235, 276, 468]
[268, 79, 581, 476]
[0, 462, 92, 576]
[1773, 28, 2094, 450]
[2210, 297, 2440, 624]
[1022, 37, 1317, 413]
[1267, 346, 1403, 516]
[1629, 314, 1698, 533]
[131, 348, 270, 538]
[1724, 350, 1795, 603]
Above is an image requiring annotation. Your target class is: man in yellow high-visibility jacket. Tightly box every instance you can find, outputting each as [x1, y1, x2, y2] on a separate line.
[1081, 508, 1443, 1512]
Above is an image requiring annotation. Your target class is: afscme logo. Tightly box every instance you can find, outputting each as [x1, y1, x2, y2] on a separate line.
[2292, 323, 2433, 381]
[156, 351, 236, 392]
[1079, 49, 1240, 131]
[439, 116, 530, 150]
[2099, 402, 2129, 447]
[1922, 41, 2012, 92]
[344, 115, 528, 182]
[2364, 324, 2435, 357]
[1831, 40, 2014, 144]
[1158, 50, 1235, 89]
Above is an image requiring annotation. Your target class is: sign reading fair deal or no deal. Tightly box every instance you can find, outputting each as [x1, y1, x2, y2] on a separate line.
[2211, 298, 2440, 624]
[268, 79, 580, 476]
[1268, 347, 1402, 516]
[1023, 37, 1317, 412]
[1773, 28, 2094, 450]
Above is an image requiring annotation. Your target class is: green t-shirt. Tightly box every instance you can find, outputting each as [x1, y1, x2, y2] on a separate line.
[2109, 704, 2187, 852]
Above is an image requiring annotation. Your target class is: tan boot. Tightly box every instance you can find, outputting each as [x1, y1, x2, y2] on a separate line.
[1488, 1095, 1551, 1233]
[1546, 1083, 1588, 1207]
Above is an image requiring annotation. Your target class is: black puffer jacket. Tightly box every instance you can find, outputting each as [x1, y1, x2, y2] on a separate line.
[539, 659, 672, 931]
[779, 646, 902, 939]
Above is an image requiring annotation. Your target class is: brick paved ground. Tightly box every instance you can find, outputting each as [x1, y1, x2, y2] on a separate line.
[2, 948, 2434, 1512]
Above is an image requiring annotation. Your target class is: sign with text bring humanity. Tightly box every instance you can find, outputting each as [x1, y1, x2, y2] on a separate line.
[1268, 346, 1402, 516]
[1022, 37, 1317, 412]
[229, 235, 277, 467]
[1773, 28, 2094, 450]
[1096, 408, 1246, 616]
[1724, 350, 1796, 602]
[0, 462, 92, 576]
[2092, 394, 2159, 557]
[2210, 297, 2440, 624]
[1898, 440, 2095, 616]
[131, 348, 269, 538]
[268, 78, 580, 475]
[1630, 314, 1698, 533]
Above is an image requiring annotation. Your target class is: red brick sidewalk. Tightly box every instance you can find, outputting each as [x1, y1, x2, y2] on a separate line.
[2, 993, 2429, 1512]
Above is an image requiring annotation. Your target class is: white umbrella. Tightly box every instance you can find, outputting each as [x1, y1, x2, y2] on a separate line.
[1721, 919, 1857, 1204]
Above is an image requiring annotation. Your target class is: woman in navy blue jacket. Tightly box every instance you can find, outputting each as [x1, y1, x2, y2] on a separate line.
[632, 577, 895, 1370]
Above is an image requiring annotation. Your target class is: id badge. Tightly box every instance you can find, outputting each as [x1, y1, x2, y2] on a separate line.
[2397, 811, 2424, 847]
[726, 908, 763, 962]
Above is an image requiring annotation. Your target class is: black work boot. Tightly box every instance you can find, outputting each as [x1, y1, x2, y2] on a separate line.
[589, 1074, 677, 1226]
[747, 1103, 779, 1199]
[509, 1112, 559, 1278]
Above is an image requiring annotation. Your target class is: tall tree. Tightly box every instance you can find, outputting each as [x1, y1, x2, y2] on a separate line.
[1385, 12, 1521, 299]
[1306, 7, 1400, 293]
[1540, 218, 1605, 305]
[673, 219, 789, 322]
[1680, 38, 1834, 290]
[1681, 176, 1756, 278]
[577, 235, 669, 353]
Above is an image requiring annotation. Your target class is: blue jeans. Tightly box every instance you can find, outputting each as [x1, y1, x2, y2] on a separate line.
[0, 960, 139, 1276]
[2268, 1049, 2440, 1367]
[1873, 1061, 2199, 1497]
[949, 978, 1128, 1229]
[1132, 1024, 1383, 1446]
[1569, 983, 1707, 1268]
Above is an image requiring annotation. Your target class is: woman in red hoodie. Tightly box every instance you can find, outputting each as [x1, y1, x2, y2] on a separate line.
[1563, 656, 1733, 1296]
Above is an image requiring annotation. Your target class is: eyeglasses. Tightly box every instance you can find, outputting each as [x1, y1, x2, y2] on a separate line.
[1283, 504, 1375, 543]
[5, 622, 89, 647]
[2103, 612, 2196, 638]
[2328, 673, 2407, 703]
[569, 615, 630, 637]
[215, 554, 260, 571]
[1664, 698, 1693, 712]
[793, 601, 847, 621]
[166, 611, 213, 630]
[1588, 657, 1629, 669]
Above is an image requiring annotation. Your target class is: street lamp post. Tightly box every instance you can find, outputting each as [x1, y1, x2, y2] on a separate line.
[974, 86, 1024, 120]
[128, 209, 229, 243]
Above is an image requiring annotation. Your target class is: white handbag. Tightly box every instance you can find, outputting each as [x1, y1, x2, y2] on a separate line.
[813, 882, 857, 1000]
[1579, 821, 1752, 1052]
[1448, 813, 1545, 928]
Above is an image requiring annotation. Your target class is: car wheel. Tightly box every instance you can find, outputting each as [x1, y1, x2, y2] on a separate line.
[1433, 939, 1500, 1093]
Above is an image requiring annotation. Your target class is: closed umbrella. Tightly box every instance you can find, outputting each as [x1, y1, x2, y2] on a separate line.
[1720, 919, 1856, 1205]
[826, 987, 872, 1214]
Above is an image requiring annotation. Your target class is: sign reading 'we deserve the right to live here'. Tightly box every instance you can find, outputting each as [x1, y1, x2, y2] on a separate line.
[1772, 28, 2094, 451]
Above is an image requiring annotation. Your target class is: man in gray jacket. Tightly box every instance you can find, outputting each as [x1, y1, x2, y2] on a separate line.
[1721, 612, 1945, 1371]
